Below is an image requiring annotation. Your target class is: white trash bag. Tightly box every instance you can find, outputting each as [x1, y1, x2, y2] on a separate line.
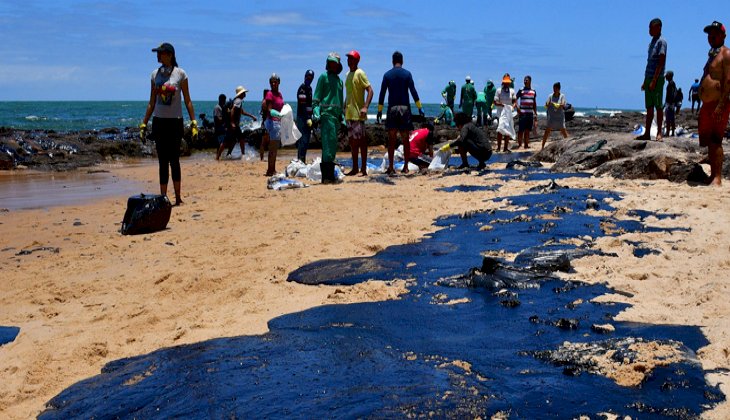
[497, 105, 516, 139]
[286, 159, 309, 178]
[428, 149, 451, 172]
[279, 104, 302, 146]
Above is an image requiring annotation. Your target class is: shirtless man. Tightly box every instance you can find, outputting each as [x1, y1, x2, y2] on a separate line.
[698, 21, 730, 186]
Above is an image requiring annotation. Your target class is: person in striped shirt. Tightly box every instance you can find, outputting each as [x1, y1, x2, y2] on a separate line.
[516, 75, 538, 149]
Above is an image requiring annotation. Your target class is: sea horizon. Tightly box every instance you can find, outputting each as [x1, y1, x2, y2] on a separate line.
[0, 100, 643, 132]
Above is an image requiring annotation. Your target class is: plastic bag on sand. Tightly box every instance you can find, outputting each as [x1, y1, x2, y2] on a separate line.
[243, 144, 258, 162]
[286, 159, 309, 178]
[497, 104, 516, 138]
[267, 174, 308, 190]
[279, 104, 302, 146]
[305, 158, 345, 182]
[428, 149, 451, 172]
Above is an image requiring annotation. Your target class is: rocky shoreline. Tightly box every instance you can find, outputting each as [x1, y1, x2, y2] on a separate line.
[0, 111, 712, 180]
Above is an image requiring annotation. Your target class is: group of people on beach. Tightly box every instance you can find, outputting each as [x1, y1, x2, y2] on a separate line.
[637, 18, 730, 186]
[139, 18, 730, 204]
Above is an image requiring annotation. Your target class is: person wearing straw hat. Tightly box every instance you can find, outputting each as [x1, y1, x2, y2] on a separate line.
[217, 85, 257, 160]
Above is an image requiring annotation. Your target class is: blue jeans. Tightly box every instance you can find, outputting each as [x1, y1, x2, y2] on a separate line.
[296, 117, 311, 161]
[264, 118, 281, 141]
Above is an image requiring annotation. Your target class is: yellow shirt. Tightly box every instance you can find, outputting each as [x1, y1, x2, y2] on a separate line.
[345, 68, 371, 121]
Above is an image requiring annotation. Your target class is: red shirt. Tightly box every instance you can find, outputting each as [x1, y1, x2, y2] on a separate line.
[408, 128, 430, 157]
[265, 90, 284, 120]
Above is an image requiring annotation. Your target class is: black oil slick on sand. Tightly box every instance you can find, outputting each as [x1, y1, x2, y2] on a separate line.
[40, 165, 724, 418]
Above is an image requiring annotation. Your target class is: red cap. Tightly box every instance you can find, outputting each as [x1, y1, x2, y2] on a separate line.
[346, 50, 361, 61]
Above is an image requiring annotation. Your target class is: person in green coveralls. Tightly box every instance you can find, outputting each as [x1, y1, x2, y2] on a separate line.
[475, 90, 488, 127]
[459, 75, 477, 119]
[484, 80, 497, 123]
[441, 80, 457, 111]
[313, 52, 345, 184]
[436, 102, 455, 127]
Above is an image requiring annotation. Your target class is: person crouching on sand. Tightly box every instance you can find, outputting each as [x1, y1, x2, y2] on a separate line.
[440, 112, 493, 170]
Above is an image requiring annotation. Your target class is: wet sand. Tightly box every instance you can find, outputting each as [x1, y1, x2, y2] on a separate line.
[1, 145, 729, 418]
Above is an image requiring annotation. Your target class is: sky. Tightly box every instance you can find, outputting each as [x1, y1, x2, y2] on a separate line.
[0, 0, 725, 108]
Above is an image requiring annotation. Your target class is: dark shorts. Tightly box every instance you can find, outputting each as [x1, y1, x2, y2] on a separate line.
[347, 120, 366, 145]
[698, 101, 730, 146]
[665, 104, 675, 123]
[386, 105, 413, 131]
[468, 146, 492, 163]
[518, 113, 534, 132]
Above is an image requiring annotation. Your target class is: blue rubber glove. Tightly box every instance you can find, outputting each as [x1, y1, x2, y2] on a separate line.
[270, 109, 281, 118]
[312, 106, 320, 123]
[418, 108, 425, 117]
[376, 111, 382, 124]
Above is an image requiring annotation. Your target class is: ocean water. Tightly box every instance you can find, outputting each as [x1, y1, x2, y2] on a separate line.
[0, 101, 637, 132]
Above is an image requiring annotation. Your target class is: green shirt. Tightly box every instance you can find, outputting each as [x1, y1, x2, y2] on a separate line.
[484, 85, 497, 108]
[442, 83, 456, 101]
[460, 83, 477, 106]
[345, 68, 370, 121]
[313, 73, 344, 117]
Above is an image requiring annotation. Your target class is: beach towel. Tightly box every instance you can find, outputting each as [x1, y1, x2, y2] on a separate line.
[278, 104, 302, 146]
[497, 105, 516, 138]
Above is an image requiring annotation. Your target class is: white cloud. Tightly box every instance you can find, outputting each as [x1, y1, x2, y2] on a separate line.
[250, 12, 307, 26]
[0, 64, 82, 83]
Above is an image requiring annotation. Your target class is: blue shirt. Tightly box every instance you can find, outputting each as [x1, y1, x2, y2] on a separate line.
[645, 36, 667, 78]
[378, 66, 420, 108]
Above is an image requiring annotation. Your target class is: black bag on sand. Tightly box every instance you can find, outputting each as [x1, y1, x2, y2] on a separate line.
[121, 194, 172, 235]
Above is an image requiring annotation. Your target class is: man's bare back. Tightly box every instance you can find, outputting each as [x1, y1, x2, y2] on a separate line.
[699, 46, 730, 103]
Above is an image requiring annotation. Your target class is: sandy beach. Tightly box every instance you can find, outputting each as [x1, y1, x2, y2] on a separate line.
[1, 145, 730, 418]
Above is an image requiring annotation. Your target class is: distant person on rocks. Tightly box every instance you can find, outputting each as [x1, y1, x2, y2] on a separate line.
[637, 18, 667, 141]
[494, 73, 516, 152]
[344, 50, 374, 176]
[436, 102, 455, 127]
[689, 78, 701, 113]
[542, 82, 569, 149]
[698, 21, 730, 186]
[440, 112, 493, 170]
[264, 74, 284, 176]
[675, 87, 684, 115]
[407, 122, 436, 170]
[140, 42, 197, 206]
[484, 80, 497, 123]
[516, 75, 538, 149]
[441, 80, 457, 111]
[198, 113, 213, 129]
[313, 52, 344, 184]
[213, 94, 227, 146]
[218, 86, 256, 160]
[296, 69, 315, 162]
[377, 50, 425, 175]
[459, 76, 477, 120]
[664, 71, 677, 137]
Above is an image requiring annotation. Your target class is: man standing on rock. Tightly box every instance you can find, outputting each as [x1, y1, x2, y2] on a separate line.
[637, 18, 667, 141]
[698, 21, 730, 186]
[689, 78, 701, 114]
[442, 80, 456, 112]
[516, 75, 538, 148]
[344, 50, 374, 176]
[459, 76, 477, 121]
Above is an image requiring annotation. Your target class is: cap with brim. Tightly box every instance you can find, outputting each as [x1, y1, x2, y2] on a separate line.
[704, 21, 726, 34]
[346, 50, 360, 61]
[235, 86, 248, 97]
[152, 42, 175, 54]
[502, 76, 511, 84]
[465, 75, 471, 81]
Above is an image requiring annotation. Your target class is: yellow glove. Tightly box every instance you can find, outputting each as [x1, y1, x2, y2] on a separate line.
[307, 119, 312, 128]
[434, 118, 440, 124]
[139, 123, 146, 140]
[190, 120, 199, 140]
[439, 143, 451, 152]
